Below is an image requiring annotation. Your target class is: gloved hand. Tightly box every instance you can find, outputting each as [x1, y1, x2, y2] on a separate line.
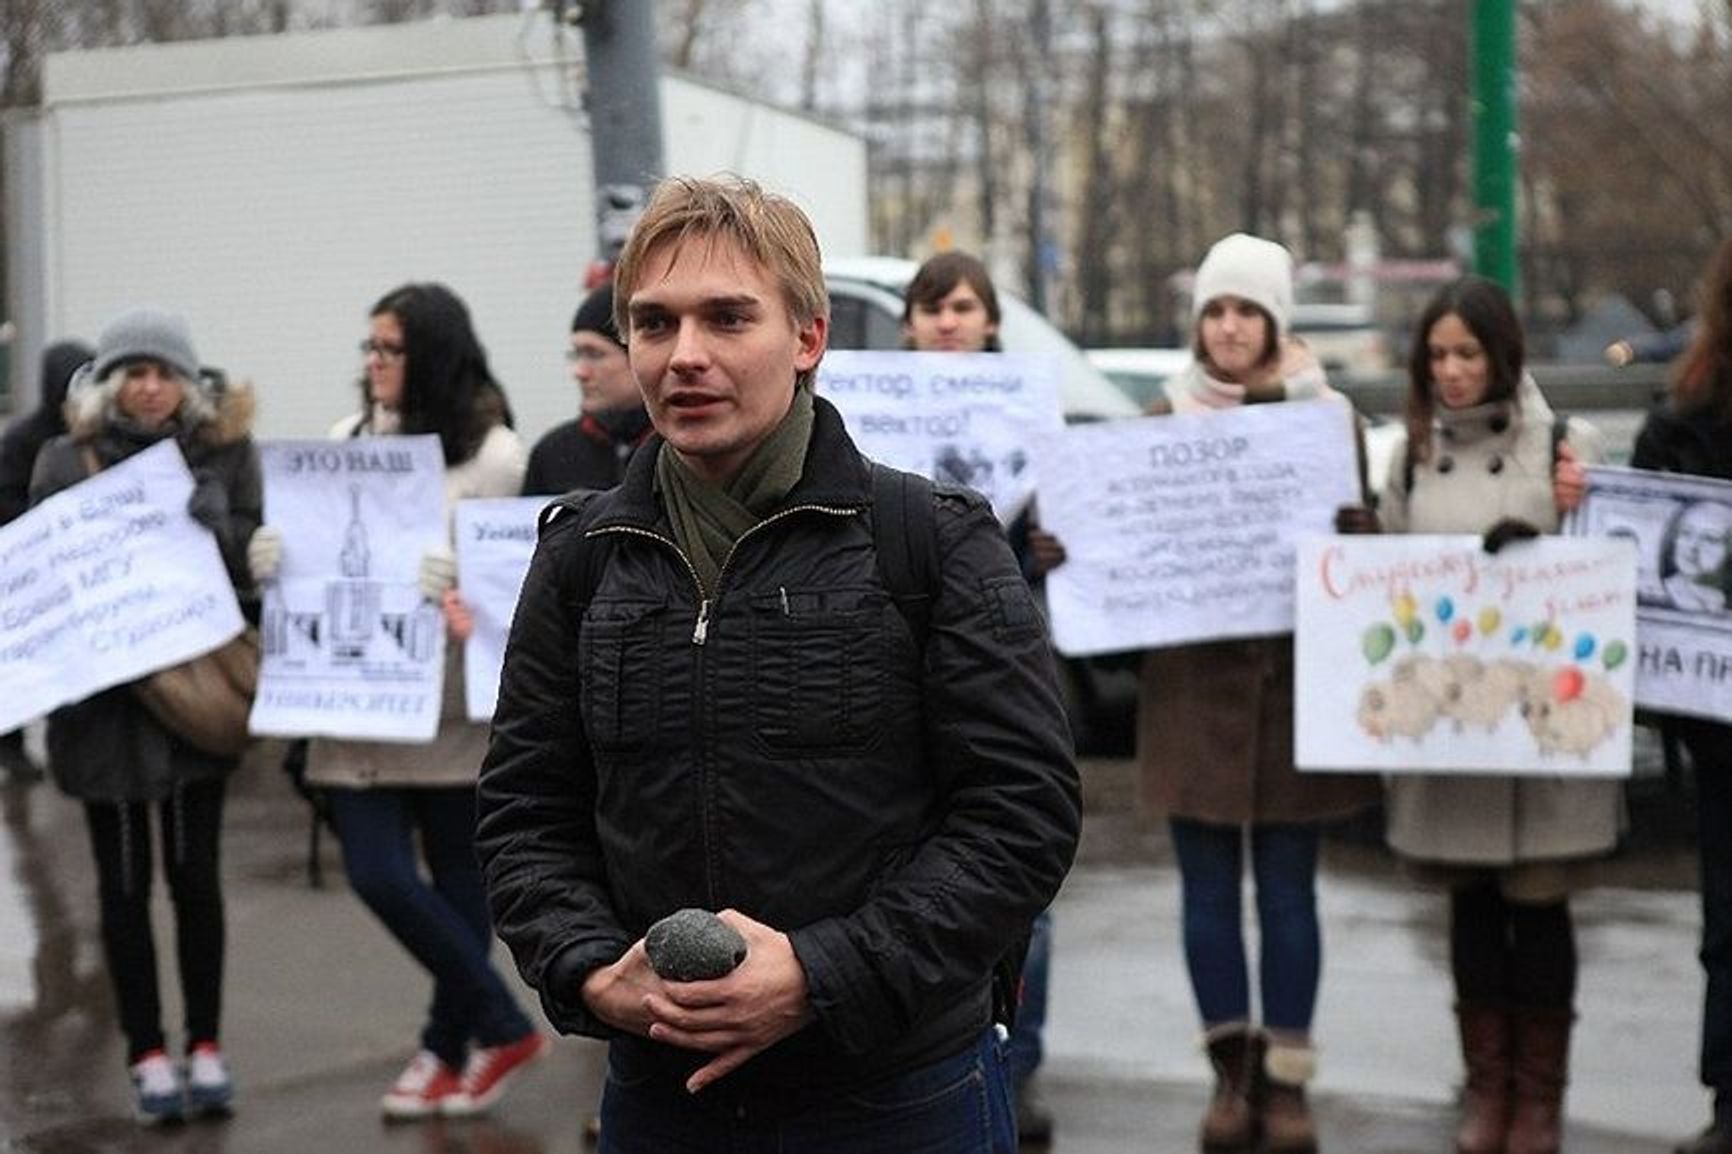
[247, 526, 284, 584]
[186, 469, 229, 534]
[1334, 503, 1382, 535]
[1482, 517, 1541, 554]
[418, 548, 457, 602]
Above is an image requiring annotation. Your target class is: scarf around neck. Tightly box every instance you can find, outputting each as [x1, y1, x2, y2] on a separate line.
[655, 382, 815, 597]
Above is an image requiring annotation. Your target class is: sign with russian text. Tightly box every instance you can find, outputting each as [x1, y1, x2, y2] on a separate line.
[1039, 400, 1359, 656]
[818, 349, 1063, 525]
[0, 440, 244, 731]
[1565, 466, 1732, 722]
[251, 436, 448, 742]
[455, 497, 544, 722]
[1295, 535, 1636, 776]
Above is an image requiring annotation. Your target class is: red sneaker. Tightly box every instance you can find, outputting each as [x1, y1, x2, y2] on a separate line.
[441, 1033, 550, 1117]
[380, 1050, 460, 1120]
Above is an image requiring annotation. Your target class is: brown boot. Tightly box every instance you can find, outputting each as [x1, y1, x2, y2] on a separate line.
[1505, 1006, 1574, 1154]
[1453, 1002, 1512, 1154]
[1199, 1024, 1258, 1153]
[1259, 1039, 1318, 1154]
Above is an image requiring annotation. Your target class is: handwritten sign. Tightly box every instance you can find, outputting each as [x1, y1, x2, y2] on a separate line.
[251, 436, 448, 742]
[818, 350, 1063, 524]
[455, 497, 544, 721]
[1565, 466, 1732, 723]
[1038, 400, 1359, 656]
[1294, 535, 1636, 776]
[0, 441, 244, 731]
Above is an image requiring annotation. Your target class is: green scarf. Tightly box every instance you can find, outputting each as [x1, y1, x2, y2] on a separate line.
[655, 382, 815, 597]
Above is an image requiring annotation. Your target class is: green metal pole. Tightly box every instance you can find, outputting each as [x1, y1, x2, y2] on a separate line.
[1472, 0, 1519, 291]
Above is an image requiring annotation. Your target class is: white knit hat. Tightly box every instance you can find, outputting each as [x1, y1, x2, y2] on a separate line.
[1191, 233, 1295, 340]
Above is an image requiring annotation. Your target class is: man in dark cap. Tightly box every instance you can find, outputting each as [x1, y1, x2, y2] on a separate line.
[521, 283, 652, 496]
[0, 338, 94, 780]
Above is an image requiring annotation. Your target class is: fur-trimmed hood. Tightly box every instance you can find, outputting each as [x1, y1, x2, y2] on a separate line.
[64, 366, 257, 447]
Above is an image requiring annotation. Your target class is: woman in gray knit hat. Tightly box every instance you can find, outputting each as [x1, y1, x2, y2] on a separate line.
[29, 307, 264, 1124]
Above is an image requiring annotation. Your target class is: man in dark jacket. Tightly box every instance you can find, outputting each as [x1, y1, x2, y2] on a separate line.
[0, 338, 93, 779]
[520, 282, 651, 496]
[476, 176, 1080, 1152]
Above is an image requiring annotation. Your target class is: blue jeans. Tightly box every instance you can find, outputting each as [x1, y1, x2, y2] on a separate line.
[327, 787, 533, 1068]
[1168, 817, 1321, 1033]
[1003, 907, 1052, 1089]
[598, 1028, 1016, 1153]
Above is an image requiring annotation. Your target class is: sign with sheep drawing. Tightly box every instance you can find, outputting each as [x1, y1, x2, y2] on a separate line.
[1294, 535, 1637, 776]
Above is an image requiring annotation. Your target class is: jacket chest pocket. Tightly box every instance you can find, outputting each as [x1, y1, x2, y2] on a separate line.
[580, 598, 666, 753]
[749, 587, 886, 754]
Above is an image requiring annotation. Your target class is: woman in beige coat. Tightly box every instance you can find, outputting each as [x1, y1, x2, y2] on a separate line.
[248, 284, 546, 1120]
[1140, 234, 1379, 1154]
[1353, 276, 1619, 1154]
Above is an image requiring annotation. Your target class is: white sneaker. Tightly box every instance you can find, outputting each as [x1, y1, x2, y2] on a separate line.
[130, 1050, 184, 1125]
[185, 1044, 234, 1115]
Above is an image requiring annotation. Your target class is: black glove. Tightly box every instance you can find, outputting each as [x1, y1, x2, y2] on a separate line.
[1482, 517, 1541, 554]
[1334, 504, 1382, 535]
[186, 470, 229, 534]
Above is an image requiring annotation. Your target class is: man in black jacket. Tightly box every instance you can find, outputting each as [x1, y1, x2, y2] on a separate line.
[476, 176, 1080, 1152]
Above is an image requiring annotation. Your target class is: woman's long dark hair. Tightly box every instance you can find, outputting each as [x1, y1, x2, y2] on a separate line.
[366, 282, 514, 464]
[1404, 276, 1525, 465]
[1673, 236, 1732, 427]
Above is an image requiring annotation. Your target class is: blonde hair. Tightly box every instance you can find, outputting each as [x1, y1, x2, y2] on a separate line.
[613, 175, 828, 337]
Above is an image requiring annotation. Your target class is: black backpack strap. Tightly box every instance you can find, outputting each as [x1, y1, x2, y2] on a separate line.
[870, 463, 939, 650]
[540, 489, 615, 608]
[1551, 413, 1569, 469]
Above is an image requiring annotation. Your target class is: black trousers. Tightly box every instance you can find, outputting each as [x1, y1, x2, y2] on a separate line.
[83, 779, 226, 1062]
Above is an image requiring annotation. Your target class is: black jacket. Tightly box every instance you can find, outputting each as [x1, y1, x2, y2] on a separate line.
[476, 396, 1079, 1116]
[0, 340, 93, 525]
[1631, 398, 1732, 765]
[521, 409, 652, 497]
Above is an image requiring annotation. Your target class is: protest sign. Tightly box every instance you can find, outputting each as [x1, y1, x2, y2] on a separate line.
[251, 436, 448, 742]
[0, 440, 244, 731]
[455, 497, 544, 721]
[818, 349, 1063, 524]
[1294, 535, 1636, 776]
[1565, 465, 1732, 722]
[1038, 400, 1359, 656]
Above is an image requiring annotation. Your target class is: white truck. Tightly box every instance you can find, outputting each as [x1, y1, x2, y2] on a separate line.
[3, 12, 868, 440]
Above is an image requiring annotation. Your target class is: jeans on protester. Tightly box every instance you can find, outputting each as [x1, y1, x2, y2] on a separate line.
[598, 1027, 1016, 1154]
[1168, 817, 1322, 1033]
[1688, 736, 1732, 1110]
[1003, 907, 1052, 1089]
[85, 779, 227, 1061]
[327, 786, 534, 1068]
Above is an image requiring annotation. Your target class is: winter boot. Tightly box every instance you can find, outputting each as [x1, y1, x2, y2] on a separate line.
[1199, 1023, 1259, 1153]
[1259, 1038, 1318, 1154]
[1505, 1006, 1574, 1154]
[1453, 1002, 1513, 1154]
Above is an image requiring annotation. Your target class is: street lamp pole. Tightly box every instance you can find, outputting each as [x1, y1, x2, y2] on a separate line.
[1471, 0, 1518, 292]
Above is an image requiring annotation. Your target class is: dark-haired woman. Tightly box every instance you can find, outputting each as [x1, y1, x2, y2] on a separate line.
[250, 283, 544, 1120]
[1362, 276, 1618, 1154]
[1630, 237, 1732, 1154]
[1142, 234, 1378, 1154]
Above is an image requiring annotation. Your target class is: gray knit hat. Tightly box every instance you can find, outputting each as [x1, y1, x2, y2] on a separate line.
[92, 308, 201, 382]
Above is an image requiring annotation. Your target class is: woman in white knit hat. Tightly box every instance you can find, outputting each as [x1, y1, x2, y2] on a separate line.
[1139, 234, 1378, 1154]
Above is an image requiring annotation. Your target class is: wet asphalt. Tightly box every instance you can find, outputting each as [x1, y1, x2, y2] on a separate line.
[0, 736, 1705, 1153]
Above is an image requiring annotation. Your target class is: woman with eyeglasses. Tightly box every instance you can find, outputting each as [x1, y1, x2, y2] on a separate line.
[247, 283, 545, 1120]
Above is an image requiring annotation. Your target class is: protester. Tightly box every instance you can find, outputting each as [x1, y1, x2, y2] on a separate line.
[28, 309, 259, 1123]
[1142, 233, 1379, 1154]
[1629, 235, 1732, 1154]
[521, 282, 652, 496]
[901, 247, 1061, 1146]
[0, 338, 93, 781]
[1606, 321, 1696, 368]
[1341, 275, 1618, 1154]
[475, 176, 1080, 1154]
[247, 282, 544, 1120]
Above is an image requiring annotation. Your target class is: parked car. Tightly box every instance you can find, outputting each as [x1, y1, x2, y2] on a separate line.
[1084, 346, 1194, 410]
[824, 257, 1140, 755]
[1290, 302, 1392, 376]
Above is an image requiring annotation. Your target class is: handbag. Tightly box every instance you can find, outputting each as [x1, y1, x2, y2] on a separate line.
[132, 629, 261, 758]
[75, 445, 260, 757]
